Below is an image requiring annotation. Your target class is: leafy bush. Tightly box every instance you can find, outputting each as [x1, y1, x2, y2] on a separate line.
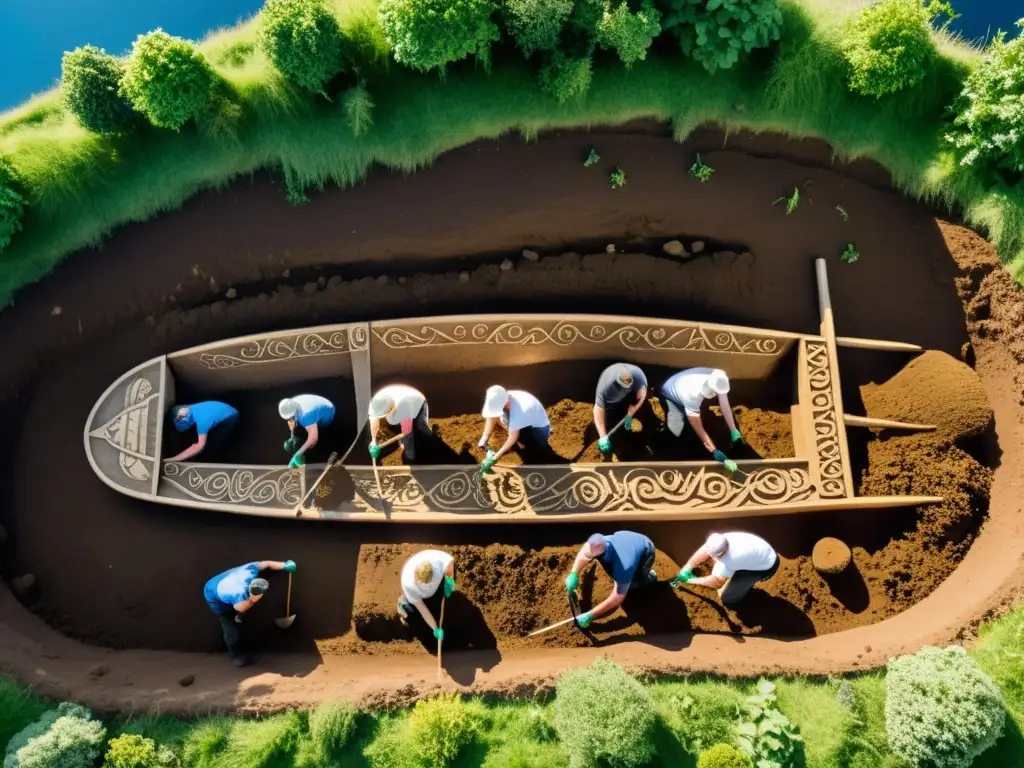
[885, 645, 1006, 768]
[3, 703, 106, 768]
[662, 0, 783, 73]
[409, 693, 479, 768]
[104, 734, 156, 768]
[842, 0, 942, 98]
[120, 30, 216, 130]
[379, 0, 500, 73]
[362, 717, 408, 768]
[697, 743, 752, 768]
[539, 51, 593, 103]
[503, 0, 574, 57]
[597, 1, 662, 67]
[258, 0, 345, 93]
[654, 684, 743, 754]
[342, 84, 375, 136]
[60, 46, 138, 134]
[482, 740, 567, 768]
[306, 701, 358, 765]
[561, 0, 604, 58]
[735, 680, 802, 768]
[0, 157, 28, 254]
[180, 721, 228, 767]
[946, 20, 1024, 181]
[554, 657, 655, 768]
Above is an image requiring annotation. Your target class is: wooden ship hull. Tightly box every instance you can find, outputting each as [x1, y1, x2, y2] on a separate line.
[84, 259, 941, 522]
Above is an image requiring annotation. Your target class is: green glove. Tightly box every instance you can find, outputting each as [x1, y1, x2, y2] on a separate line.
[576, 611, 592, 629]
[283, 436, 298, 452]
[369, 442, 381, 460]
[724, 459, 738, 473]
[730, 429, 742, 444]
[444, 576, 456, 598]
[670, 568, 694, 586]
[481, 456, 497, 472]
[565, 571, 579, 593]
[433, 627, 444, 642]
[289, 453, 305, 469]
[624, 415, 633, 431]
[598, 436, 611, 452]
[284, 560, 297, 573]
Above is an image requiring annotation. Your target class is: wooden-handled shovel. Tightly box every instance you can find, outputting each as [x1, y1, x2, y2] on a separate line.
[294, 452, 338, 517]
[274, 572, 296, 629]
[437, 595, 446, 679]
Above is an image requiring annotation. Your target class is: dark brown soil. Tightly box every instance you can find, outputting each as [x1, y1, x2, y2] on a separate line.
[0, 125, 1021, 714]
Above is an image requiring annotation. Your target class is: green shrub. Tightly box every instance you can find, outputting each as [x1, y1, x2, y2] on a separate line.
[0, 157, 28, 254]
[362, 717, 409, 768]
[306, 701, 358, 764]
[3, 703, 106, 768]
[258, 0, 345, 93]
[503, 0, 574, 57]
[103, 734, 157, 768]
[562, 0, 604, 58]
[947, 20, 1024, 182]
[482, 740, 567, 768]
[60, 46, 138, 134]
[120, 30, 216, 130]
[597, 1, 662, 68]
[842, 0, 940, 98]
[180, 721, 228, 767]
[342, 84, 375, 136]
[662, 0, 783, 73]
[409, 693, 478, 768]
[654, 684, 743, 754]
[379, 0, 500, 73]
[885, 645, 1006, 768]
[539, 51, 593, 102]
[735, 680, 802, 768]
[554, 657, 655, 768]
[697, 743, 752, 768]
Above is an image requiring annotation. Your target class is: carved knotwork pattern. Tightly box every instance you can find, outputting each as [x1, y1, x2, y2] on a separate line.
[354, 464, 814, 515]
[806, 342, 846, 498]
[198, 327, 367, 369]
[88, 376, 158, 483]
[373, 321, 781, 355]
[161, 463, 303, 507]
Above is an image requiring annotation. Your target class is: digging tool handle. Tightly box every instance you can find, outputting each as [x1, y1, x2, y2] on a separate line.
[378, 431, 407, 449]
[437, 595, 446, 677]
[301, 452, 338, 507]
[285, 572, 292, 617]
[527, 615, 577, 637]
[606, 414, 629, 438]
[372, 454, 385, 502]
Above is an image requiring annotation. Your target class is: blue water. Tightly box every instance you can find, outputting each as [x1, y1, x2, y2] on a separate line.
[945, 0, 1021, 47]
[0, 0, 265, 112]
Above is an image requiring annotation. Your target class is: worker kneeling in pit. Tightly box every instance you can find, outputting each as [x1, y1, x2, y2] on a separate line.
[564, 531, 657, 629]
[368, 384, 431, 461]
[672, 531, 779, 604]
[396, 549, 456, 644]
[166, 401, 239, 462]
[203, 559, 296, 667]
[478, 385, 551, 473]
[279, 394, 335, 468]
[659, 367, 742, 472]
[594, 363, 647, 454]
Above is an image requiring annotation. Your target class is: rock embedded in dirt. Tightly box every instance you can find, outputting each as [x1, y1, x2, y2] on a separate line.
[317, 276, 326, 289]
[224, 288, 237, 299]
[178, 674, 195, 687]
[691, 241, 705, 253]
[812, 538, 851, 575]
[88, 664, 110, 678]
[522, 249, 539, 262]
[458, 271, 470, 283]
[606, 244, 615, 253]
[303, 282, 319, 295]
[500, 258, 514, 272]
[327, 275, 342, 289]
[663, 240, 687, 257]
[860, 350, 993, 443]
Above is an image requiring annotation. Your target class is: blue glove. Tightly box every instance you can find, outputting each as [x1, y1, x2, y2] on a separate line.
[369, 442, 381, 460]
[284, 560, 297, 573]
[289, 453, 305, 469]
[443, 576, 455, 598]
[433, 627, 444, 642]
[713, 450, 727, 463]
[730, 429, 742, 444]
[576, 611, 592, 629]
[598, 436, 611, 452]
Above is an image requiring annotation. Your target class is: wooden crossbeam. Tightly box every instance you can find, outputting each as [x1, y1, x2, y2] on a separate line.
[844, 415, 936, 432]
[835, 336, 922, 353]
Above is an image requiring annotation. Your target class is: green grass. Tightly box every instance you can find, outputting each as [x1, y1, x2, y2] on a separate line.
[0, 0, 1021, 310]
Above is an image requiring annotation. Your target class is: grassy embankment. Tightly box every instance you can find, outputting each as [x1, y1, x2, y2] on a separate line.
[0, 0, 1022, 312]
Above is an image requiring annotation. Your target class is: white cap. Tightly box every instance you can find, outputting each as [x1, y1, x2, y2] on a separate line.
[705, 533, 728, 558]
[278, 398, 299, 420]
[708, 369, 730, 395]
[368, 391, 395, 419]
[482, 385, 508, 418]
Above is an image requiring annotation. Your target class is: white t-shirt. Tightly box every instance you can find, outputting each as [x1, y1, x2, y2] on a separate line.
[400, 549, 453, 604]
[662, 368, 719, 416]
[374, 384, 426, 425]
[506, 390, 549, 431]
[709, 533, 777, 579]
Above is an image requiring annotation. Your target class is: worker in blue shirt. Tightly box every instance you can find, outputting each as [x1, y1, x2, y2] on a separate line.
[563, 531, 658, 629]
[166, 401, 239, 462]
[204, 559, 296, 666]
[279, 394, 335, 468]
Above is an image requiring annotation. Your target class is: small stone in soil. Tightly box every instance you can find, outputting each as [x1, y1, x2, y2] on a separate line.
[179, 674, 195, 687]
[282, 269, 290, 278]
[317, 276, 326, 289]
[691, 241, 705, 253]
[500, 258, 514, 271]
[522, 249, 539, 261]
[662, 240, 686, 257]
[398, 276, 407, 285]
[606, 244, 616, 253]
[225, 288, 237, 299]
[376, 275, 388, 285]
[51, 306, 62, 316]
[459, 271, 470, 283]
[327, 275, 342, 289]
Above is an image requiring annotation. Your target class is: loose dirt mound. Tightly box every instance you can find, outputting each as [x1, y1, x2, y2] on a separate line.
[860, 350, 993, 442]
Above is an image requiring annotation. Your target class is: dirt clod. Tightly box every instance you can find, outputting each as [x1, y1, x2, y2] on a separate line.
[523, 249, 539, 261]
[813, 538, 851, 574]
[178, 674, 195, 687]
[663, 240, 686, 256]
[88, 664, 109, 678]
[691, 240, 705, 253]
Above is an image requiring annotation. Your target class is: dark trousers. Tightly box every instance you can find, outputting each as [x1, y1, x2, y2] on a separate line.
[212, 608, 242, 657]
[632, 545, 658, 588]
[402, 404, 432, 460]
[519, 423, 552, 446]
[721, 555, 780, 604]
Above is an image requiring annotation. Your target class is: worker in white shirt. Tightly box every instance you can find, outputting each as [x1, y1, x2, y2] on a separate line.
[671, 531, 779, 604]
[478, 385, 551, 473]
[368, 384, 431, 461]
[279, 394, 335, 468]
[659, 367, 742, 472]
[396, 549, 456, 643]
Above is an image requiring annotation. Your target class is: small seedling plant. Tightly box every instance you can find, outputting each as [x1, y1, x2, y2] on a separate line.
[689, 153, 714, 183]
[584, 147, 600, 167]
[841, 243, 859, 263]
[609, 167, 627, 188]
[736, 680, 803, 768]
[773, 187, 800, 214]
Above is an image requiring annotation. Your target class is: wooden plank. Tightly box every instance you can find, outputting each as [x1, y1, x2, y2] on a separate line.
[151, 356, 168, 496]
[815, 258, 856, 498]
[790, 404, 808, 458]
[795, 340, 822, 492]
[835, 336, 922, 353]
[844, 415, 936, 432]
